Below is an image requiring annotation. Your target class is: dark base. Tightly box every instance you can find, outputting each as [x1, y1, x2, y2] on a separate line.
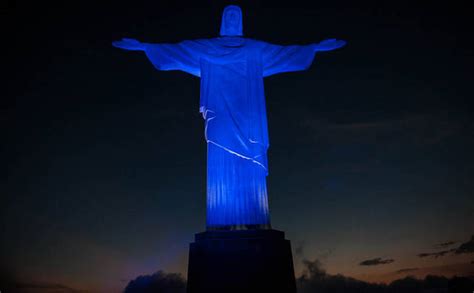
[186, 229, 296, 293]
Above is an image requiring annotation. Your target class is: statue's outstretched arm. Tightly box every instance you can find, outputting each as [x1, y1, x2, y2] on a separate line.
[112, 38, 146, 51]
[312, 39, 347, 52]
[113, 38, 203, 77]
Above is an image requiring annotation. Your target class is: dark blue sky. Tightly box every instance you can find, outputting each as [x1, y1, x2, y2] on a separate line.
[3, 1, 474, 291]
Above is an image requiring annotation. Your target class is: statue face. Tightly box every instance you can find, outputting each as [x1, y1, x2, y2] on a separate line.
[225, 8, 240, 27]
[220, 5, 243, 36]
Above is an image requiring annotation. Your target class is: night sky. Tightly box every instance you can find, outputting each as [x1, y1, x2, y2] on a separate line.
[3, 1, 474, 292]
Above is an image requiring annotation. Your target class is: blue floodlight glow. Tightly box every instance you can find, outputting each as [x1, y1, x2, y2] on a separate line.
[112, 5, 346, 230]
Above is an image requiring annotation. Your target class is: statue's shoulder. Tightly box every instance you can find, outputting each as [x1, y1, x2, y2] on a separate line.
[243, 38, 270, 48]
[246, 38, 265, 45]
[192, 38, 215, 43]
[244, 38, 264, 44]
[182, 38, 214, 45]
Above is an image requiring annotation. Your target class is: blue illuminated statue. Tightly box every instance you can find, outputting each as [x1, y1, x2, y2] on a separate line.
[113, 5, 346, 230]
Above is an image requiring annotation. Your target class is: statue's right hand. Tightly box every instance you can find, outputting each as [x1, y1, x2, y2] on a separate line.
[112, 38, 145, 51]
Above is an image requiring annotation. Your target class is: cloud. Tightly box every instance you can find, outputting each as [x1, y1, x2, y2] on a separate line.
[294, 242, 332, 265]
[295, 241, 305, 258]
[297, 258, 474, 293]
[418, 235, 474, 258]
[0, 268, 86, 293]
[454, 235, 474, 254]
[301, 259, 327, 279]
[417, 249, 456, 258]
[396, 268, 419, 274]
[435, 241, 457, 248]
[298, 259, 385, 293]
[124, 270, 185, 293]
[359, 257, 394, 266]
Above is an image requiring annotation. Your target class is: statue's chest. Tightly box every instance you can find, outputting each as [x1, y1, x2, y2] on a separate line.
[202, 45, 260, 77]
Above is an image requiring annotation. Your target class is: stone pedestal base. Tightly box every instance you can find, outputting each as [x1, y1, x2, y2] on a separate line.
[186, 229, 296, 293]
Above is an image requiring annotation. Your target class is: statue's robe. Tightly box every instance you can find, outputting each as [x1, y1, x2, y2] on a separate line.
[144, 37, 316, 229]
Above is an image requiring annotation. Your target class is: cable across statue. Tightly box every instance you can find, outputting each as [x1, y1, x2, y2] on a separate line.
[113, 5, 346, 230]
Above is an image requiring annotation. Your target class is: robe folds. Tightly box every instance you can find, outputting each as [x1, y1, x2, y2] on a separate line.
[144, 37, 316, 229]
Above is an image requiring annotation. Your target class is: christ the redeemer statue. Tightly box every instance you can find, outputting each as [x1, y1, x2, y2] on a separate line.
[113, 5, 345, 231]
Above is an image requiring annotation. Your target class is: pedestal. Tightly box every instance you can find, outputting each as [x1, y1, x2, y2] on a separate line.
[186, 229, 296, 293]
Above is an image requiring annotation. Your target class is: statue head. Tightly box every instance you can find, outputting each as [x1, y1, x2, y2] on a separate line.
[220, 5, 243, 37]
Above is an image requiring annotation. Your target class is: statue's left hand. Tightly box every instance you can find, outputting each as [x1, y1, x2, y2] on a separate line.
[112, 38, 145, 51]
[313, 39, 347, 52]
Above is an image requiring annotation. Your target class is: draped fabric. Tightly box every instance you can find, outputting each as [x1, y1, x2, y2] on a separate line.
[207, 143, 270, 229]
[144, 37, 316, 229]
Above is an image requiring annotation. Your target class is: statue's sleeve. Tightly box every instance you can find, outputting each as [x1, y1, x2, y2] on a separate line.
[144, 40, 207, 77]
[261, 42, 316, 77]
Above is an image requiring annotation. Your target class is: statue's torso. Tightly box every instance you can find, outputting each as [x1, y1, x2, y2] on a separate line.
[197, 38, 268, 170]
